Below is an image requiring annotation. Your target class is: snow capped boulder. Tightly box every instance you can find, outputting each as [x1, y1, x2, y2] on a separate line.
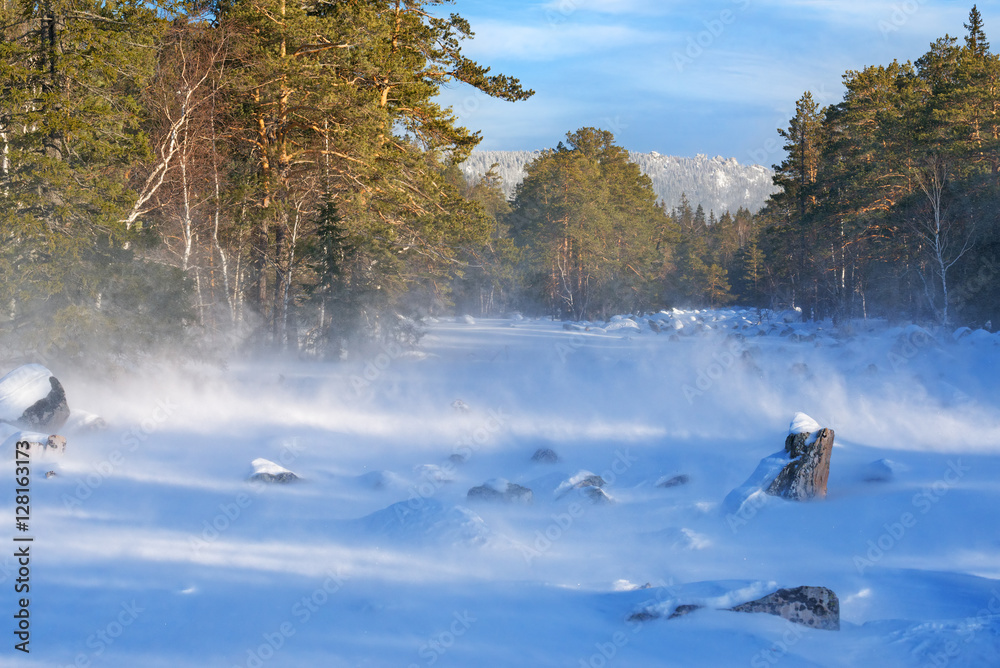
[767, 413, 834, 501]
[467, 478, 533, 504]
[249, 458, 299, 484]
[554, 471, 606, 498]
[626, 581, 839, 630]
[0, 364, 70, 431]
[730, 586, 840, 631]
[627, 580, 779, 623]
[554, 471, 612, 504]
[723, 413, 834, 518]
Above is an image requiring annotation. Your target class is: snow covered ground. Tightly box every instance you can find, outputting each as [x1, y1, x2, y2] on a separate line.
[5, 308, 1000, 667]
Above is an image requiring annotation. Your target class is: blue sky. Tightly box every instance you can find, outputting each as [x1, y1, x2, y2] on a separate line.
[434, 0, 1000, 167]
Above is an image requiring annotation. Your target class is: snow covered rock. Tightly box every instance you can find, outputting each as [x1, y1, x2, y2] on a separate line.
[656, 474, 690, 488]
[730, 585, 840, 631]
[723, 413, 834, 519]
[554, 471, 606, 499]
[249, 458, 299, 484]
[467, 478, 533, 504]
[627, 580, 779, 623]
[767, 414, 835, 501]
[0, 364, 70, 431]
[626, 581, 839, 630]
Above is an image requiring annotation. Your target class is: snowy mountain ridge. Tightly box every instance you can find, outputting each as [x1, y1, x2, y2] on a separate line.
[459, 150, 781, 215]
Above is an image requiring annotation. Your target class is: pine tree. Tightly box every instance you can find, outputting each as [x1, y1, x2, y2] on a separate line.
[0, 1, 192, 364]
[965, 5, 990, 57]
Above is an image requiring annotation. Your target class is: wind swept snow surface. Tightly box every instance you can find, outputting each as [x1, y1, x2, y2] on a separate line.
[7, 310, 1000, 666]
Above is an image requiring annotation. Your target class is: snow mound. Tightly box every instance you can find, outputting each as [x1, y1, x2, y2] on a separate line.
[357, 498, 491, 547]
[722, 450, 790, 517]
[605, 319, 641, 332]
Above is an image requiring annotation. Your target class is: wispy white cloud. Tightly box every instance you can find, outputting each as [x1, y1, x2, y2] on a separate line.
[462, 19, 661, 61]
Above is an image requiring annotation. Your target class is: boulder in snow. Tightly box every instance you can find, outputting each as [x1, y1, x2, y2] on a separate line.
[467, 479, 533, 504]
[656, 474, 690, 488]
[730, 586, 840, 631]
[723, 413, 834, 517]
[767, 414, 835, 501]
[531, 448, 560, 463]
[249, 458, 299, 484]
[0, 364, 70, 431]
[555, 471, 606, 498]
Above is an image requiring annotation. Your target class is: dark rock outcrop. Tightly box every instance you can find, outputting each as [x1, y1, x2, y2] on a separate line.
[18, 376, 70, 431]
[657, 474, 690, 488]
[729, 586, 840, 630]
[467, 479, 533, 504]
[531, 448, 559, 463]
[0, 365, 70, 432]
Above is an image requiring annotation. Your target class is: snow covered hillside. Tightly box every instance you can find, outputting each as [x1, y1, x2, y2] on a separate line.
[460, 150, 780, 214]
[5, 309, 1000, 667]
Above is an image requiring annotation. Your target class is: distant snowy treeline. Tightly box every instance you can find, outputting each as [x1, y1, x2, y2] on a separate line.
[459, 150, 781, 215]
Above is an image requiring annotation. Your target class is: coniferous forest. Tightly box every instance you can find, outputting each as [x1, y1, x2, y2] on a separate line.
[3, 2, 1000, 367]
